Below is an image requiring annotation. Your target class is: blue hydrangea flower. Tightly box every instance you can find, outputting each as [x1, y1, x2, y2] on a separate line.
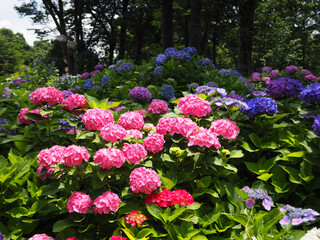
[196, 86, 214, 95]
[206, 81, 218, 88]
[153, 66, 163, 77]
[161, 84, 175, 100]
[0, 118, 8, 133]
[183, 47, 198, 55]
[313, 115, 320, 136]
[82, 81, 95, 90]
[92, 85, 101, 90]
[58, 119, 73, 131]
[173, 50, 191, 61]
[188, 83, 199, 91]
[101, 75, 110, 87]
[218, 68, 231, 76]
[118, 62, 134, 72]
[213, 97, 248, 109]
[241, 186, 274, 211]
[299, 83, 320, 104]
[108, 64, 117, 70]
[267, 77, 303, 98]
[279, 205, 319, 225]
[129, 86, 152, 102]
[116, 59, 126, 65]
[197, 58, 216, 68]
[154, 54, 168, 66]
[240, 97, 278, 118]
[61, 90, 73, 99]
[230, 70, 243, 78]
[164, 47, 178, 58]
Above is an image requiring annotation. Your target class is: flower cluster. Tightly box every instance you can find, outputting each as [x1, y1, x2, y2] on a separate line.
[28, 234, 54, 240]
[62, 90, 73, 99]
[63, 145, 90, 167]
[267, 77, 303, 98]
[285, 65, 299, 74]
[129, 167, 161, 194]
[164, 47, 178, 58]
[240, 97, 278, 118]
[300, 69, 312, 76]
[29, 87, 63, 106]
[94, 148, 125, 169]
[101, 75, 110, 87]
[129, 86, 152, 102]
[17, 108, 49, 124]
[81, 72, 90, 79]
[269, 69, 279, 79]
[145, 188, 194, 207]
[313, 115, 320, 135]
[153, 66, 163, 77]
[241, 186, 274, 211]
[251, 72, 261, 82]
[187, 127, 221, 149]
[206, 81, 218, 88]
[188, 82, 199, 91]
[168, 117, 197, 137]
[93, 191, 121, 214]
[118, 111, 144, 130]
[183, 47, 198, 54]
[173, 50, 191, 61]
[154, 54, 168, 66]
[63, 94, 88, 112]
[210, 119, 240, 140]
[126, 129, 143, 139]
[118, 62, 134, 72]
[82, 108, 114, 130]
[143, 133, 165, 154]
[160, 84, 175, 100]
[66, 191, 93, 214]
[148, 99, 169, 114]
[197, 58, 215, 68]
[110, 236, 127, 240]
[126, 210, 148, 226]
[305, 74, 317, 81]
[218, 69, 231, 76]
[178, 95, 211, 117]
[37, 145, 66, 169]
[279, 205, 319, 225]
[299, 83, 320, 104]
[122, 143, 147, 164]
[262, 66, 272, 72]
[95, 64, 104, 70]
[99, 123, 127, 143]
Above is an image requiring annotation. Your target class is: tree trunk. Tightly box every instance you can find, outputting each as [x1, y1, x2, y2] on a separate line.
[119, 0, 129, 59]
[162, 0, 174, 50]
[190, 0, 201, 52]
[237, 0, 258, 76]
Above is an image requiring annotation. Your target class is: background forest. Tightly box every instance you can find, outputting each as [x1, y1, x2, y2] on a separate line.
[1, 0, 320, 77]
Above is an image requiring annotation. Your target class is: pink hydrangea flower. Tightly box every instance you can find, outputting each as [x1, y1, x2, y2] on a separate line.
[66, 237, 79, 240]
[122, 143, 147, 164]
[187, 127, 221, 149]
[37, 145, 66, 169]
[28, 234, 54, 240]
[63, 94, 88, 112]
[94, 148, 125, 169]
[17, 108, 49, 124]
[209, 119, 240, 140]
[82, 108, 114, 130]
[126, 129, 143, 139]
[126, 210, 148, 226]
[66, 191, 93, 214]
[168, 117, 197, 137]
[29, 87, 63, 106]
[156, 116, 172, 135]
[118, 111, 144, 130]
[93, 191, 121, 214]
[134, 109, 148, 118]
[262, 77, 271, 84]
[63, 145, 90, 167]
[143, 133, 165, 154]
[67, 129, 82, 134]
[148, 99, 169, 114]
[36, 165, 56, 181]
[99, 123, 127, 143]
[177, 94, 211, 117]
[129, 167, 161, 194]
[110, 236, 127, 240]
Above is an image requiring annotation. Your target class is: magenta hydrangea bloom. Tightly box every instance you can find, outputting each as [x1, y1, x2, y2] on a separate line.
[29, 87, 63, 106]
[126, 129, 143, 139]
[94, 148, 125, 169]
[81, 72, 90, 79]
[99, 123, 127, 143]
[66, 191, 93, 214]
[93, 191, 121, 214]
[122, 143, 147, 164]
[305, 74, 317, 81]
[178, 95, 211, 117]
[285, 65, 299, 74]
[143, 133, 165, 154]
[118, 111, 144, 130]
[209, 119, 240, 140]
[37, 145, 66, 169]
[262, 67, 272, 72]
[110, 236, 127, 240]
[187, 127, 221, 149]
[129, 167, 161, 194]
[17, 108, 49, 124]
[63, 94, 88, 112]
[28, 234, 55, 240]
[63, 145, 90, 167]
[156, 116, 172, 135]
[168, 117, 197, 137]
[269, 70, 279, 79]
[251, 72, 261, 82]
[82, 108, 114, 130]
[148, 99, 169, 114]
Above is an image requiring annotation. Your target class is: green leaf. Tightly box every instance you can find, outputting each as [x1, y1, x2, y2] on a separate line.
[249, 133, 261, 148]
[299, 161, 314, 182]
[161, 176, 175, 190]
[287, 151, 305, 158]
[241, 141, 259, 152]
[7, 207, 29, 218]
[136, 228, 153, 239]
[24, 112, 44, 121]
[146, 204, 164, 222]
[257, 173, 273, 181]
[192, 235, 208, 240]
[122, 228, 136, 240]
[167, 206, 187, 223]
[279, 165, 301, 184]
[229, 150, 244, 158]
[52, 219, 77, 232]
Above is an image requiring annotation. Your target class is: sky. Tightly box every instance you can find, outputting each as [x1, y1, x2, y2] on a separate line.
[0, 0, 55, 46]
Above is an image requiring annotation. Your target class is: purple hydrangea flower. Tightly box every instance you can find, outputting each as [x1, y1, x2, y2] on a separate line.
[101, 75, 110, 87]
[164, 47, 178, 58]
[118, 62, 134, 72]
[95, 64, 104, 70]
[129, 86, 152, 102]
[252, 72, 261, 82]
[218, 69, 231, 76]
[1, 87, 12, 98]
[81, 72, 91, 79]
[246, 198, 256, 209]
[241, 97, 278, 118]
[153, 66, 163, 77]
[241, 186, 274, 211]
[300, 69, 312, 76]
[279, 205, 320, 225]
[61, 90, 74, 99]
[13, 78, 27, 84]
[262, 66, 272, 72]
[173, 50, 191, 61]
[160, 84, 175, 100]
[269, 70, 280, 79]
[285, 65, 299, 74]
[267, 77, 303, 98]
[0, 232, 5, 240]
[197, 58, 216, 68]
[116, 59, 126, 65]
[305, 74, 317, 81]
[183, 47, 198, 54]
[226, 94, 245, 101]
[58, 119, 73, 131]
[208, 88, 227, 97]
[213, 97, 248, 109]
[108, 64, 117, 70]
[206, 81, 218, 88]
[196, 86, 214, 95]
[188, 83, 199, 91]
[313, 115, 320, 135]
[299, 83, 320, 104]
[154, 54, 168, 66]
[92, 70, 100, 78]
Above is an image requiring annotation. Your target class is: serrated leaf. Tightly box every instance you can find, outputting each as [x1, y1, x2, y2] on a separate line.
[52, 219, 77, 232]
